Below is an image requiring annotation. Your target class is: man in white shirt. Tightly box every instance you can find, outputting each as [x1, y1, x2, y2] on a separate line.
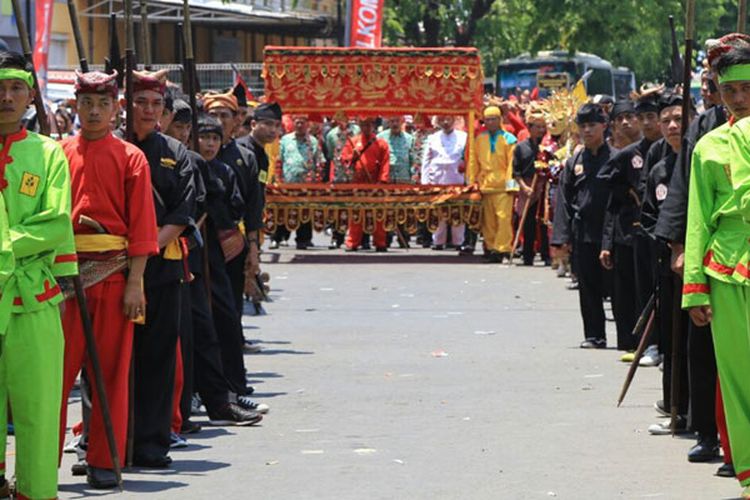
[421, 116, 467, 249]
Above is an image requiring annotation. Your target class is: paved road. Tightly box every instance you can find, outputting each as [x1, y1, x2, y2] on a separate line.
[47, 241, 739, 499]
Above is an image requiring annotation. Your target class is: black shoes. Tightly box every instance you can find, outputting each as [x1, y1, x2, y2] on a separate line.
[688, 435, 720, 463]
[457, 245, 474, 255]
[580, 338, 607, 349]
[208, 403, 263, 426]
[87, 466, 118, 489]
[431, 244, 444, 251]
[180, 420, 202, 435]
[132, 453, 172, 468]
[716, 462, 735, 478]
[375, 247, 388, 253]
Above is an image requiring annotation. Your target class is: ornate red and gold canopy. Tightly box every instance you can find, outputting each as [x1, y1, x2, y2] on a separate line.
[262, 46, 484, 117]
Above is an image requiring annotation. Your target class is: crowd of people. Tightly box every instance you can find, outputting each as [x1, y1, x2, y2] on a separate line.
[1, 27, 750, 499]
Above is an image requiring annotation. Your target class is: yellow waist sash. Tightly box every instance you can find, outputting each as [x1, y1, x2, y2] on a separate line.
[74, 234, 128, 252]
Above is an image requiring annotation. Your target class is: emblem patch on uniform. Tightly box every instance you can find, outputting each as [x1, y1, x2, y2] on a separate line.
[236, 159, 243, 166]
[655, 183, 669, 201]
[631, 155, 644, 169]
[160, 158, 176, 169]
[259, 169, 268, 184]
[19, 172, 40, 197]
[574, 163, 584, 176]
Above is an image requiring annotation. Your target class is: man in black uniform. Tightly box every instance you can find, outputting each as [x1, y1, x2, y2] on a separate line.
[640, 91, 691, 434]
[163, 107, 264, 427]
[654, 35, 741, 475]
[203, 91, 268, 411]
[551, 103, 613, 349]
[126, 70, 196, 467]
[598, 95, 663, 354]
[513, 109, 551, 266]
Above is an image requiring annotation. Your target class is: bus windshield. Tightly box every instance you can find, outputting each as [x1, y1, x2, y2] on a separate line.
[497, 61, 576, 97]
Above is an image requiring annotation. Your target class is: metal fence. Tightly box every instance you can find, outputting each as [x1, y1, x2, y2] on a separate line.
[50, 62, 266, 96]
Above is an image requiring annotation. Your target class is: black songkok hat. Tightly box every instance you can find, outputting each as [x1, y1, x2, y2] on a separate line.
[197, 113, 223, 139]
[658, 92, 683, 113]
[610, 100, 636, 120]
[232, 82, 248, 108]
[575, 103, 607, 125]
[635, 95, 661, 114]
[253, 102, 282, 121]
[173, 99, 192, 124]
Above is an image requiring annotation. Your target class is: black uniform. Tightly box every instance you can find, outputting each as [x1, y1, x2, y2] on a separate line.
[654, 105, 727, 444]
[513, 138, 550, 265]
[641, 149, 689, 417]
[598, 138, 655, 351]
[131, 131, 196, 463]
[186, 151, 239, 415]
[218, 138, 262, 318]
[552, 144, 613, 343]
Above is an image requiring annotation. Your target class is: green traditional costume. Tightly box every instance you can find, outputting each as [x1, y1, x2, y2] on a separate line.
[0, 70, 76, 500]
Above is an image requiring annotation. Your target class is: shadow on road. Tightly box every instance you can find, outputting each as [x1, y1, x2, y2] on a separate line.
[59, 479, 189, 496]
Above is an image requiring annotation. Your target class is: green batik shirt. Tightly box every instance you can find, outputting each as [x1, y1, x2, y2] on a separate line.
[377, 129, 415, 183]
[326, 123, 360, 183]
[279, 132, 323, 183]
[0, 129, 77, 317]
[683, 121, 750, 309]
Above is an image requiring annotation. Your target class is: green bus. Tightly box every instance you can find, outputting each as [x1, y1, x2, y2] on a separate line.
[497, 51, 635, 99]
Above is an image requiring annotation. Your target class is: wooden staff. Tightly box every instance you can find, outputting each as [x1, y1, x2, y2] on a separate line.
[140, 0, 152, 68]
[739, 0, 748, 33]
[66, 0, 89, 73]
[10, 0, 49, 136]
[509, 173, 537, 264]
[670, 0, 696, 435]
[123, 0, 136, 468]
[617, 294, 657, 406]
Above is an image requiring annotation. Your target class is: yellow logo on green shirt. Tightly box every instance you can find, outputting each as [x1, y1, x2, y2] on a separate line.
[19, 172, 40, 197]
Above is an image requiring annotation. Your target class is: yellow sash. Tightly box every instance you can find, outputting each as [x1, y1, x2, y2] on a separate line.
[74, 234, 128, 252]
[163, 239, 183, 260]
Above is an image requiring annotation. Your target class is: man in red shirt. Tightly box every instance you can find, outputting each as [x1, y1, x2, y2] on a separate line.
[340, 117, 390, 251]
[59, 70, 159, 489]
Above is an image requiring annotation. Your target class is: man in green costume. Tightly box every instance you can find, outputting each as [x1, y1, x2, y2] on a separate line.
[684, 41, 750, 500]
[0, 51, 76, 499]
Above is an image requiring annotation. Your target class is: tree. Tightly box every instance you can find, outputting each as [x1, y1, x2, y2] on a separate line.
[384, 0, 738, 84]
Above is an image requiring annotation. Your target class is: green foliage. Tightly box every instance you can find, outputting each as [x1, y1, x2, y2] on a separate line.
[384, 0, 743, 83]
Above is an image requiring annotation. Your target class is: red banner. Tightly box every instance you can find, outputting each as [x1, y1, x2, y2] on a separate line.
[349, 0, 384, 48]
[32, 0, 55, 96]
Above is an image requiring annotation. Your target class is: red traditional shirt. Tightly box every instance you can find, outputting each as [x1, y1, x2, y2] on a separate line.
[338, 133, 390, 183]
[62, 133, 159, 257]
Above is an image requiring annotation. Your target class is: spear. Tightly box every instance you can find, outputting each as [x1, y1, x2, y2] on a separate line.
[509, 173, 538, 264]
[125, 0, 135, 143]
[9, 0, 49, 136]
[66, 0, 89, 73]
[140, 0, 152, 68]
[670, 0, 696, 435]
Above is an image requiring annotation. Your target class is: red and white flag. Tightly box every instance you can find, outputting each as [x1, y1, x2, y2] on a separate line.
[349, 0, 384, 48]
[32, 0, 55, 96]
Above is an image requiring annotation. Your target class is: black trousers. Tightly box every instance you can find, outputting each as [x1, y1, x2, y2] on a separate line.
[273, 222, 312, 245]
[190, 275, 231, 413]
[226, 248, 248, 318]
[522, 200, 550, 264]
[573, 240, 606, 341]
[634, 232, 658, 346]
[133, 281, 180, 459]
[209, 235, 250, 396]
[612, 243, 638, 351]
[688, 320, 718, 437]
[178, 283, 194, 427]
[657, 264, 689, 415]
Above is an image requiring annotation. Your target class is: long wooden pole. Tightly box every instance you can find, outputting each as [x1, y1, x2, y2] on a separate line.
[509, 173, 538, 264]
[125, 0, 135, 143]
[140, 0, 152, 67]
[66, 0, 89, 73]
[739, 0, 748, 33]
[10, 0, 49, 136]
[670, 0, 695, 434]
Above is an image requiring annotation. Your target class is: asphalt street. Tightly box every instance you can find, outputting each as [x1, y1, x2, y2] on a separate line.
[42, 238, 740, 499]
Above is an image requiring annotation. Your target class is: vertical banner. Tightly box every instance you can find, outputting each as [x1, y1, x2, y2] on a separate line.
[349, 0, 384, 48]
[32, 0, 54, 96]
